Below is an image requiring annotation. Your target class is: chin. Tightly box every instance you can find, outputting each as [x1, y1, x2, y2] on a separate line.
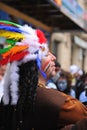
[51, 72, 56, 77]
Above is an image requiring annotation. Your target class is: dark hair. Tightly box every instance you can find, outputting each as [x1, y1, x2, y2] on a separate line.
[17, 60, 38, 111]
[55, 61, 61, 68]
[1, 60, 38, 130]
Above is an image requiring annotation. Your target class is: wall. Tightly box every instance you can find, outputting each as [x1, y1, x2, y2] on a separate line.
[50, 33, 71, 71]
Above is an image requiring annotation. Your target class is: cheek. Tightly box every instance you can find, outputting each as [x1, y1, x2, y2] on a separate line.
[41, 59, 51, 71]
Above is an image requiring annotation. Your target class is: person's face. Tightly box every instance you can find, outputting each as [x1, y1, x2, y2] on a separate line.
[41, 52, 56, 79]
[57, 77, 67, 91]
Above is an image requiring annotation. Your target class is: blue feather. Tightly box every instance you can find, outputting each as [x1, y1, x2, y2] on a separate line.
[36, 54, 47, 79]
[0, 25, 22, 33]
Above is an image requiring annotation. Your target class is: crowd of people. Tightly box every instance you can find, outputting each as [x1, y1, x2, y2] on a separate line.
[0, 20, 87, 130]
[46, 63, 87, 106]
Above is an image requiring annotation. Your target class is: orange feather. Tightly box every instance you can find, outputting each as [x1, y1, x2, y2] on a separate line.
[2, 45, 28, 58]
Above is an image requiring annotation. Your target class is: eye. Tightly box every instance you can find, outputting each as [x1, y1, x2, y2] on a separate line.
[45, 54, 49, 57]
[45, 53, 50, 57]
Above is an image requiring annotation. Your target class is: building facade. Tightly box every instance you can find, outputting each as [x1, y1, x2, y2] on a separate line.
[49, 0, 87, 72]
[50, 32, 87, 72]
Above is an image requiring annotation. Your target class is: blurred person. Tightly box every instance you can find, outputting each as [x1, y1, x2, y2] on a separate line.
[39, 52, 87, 129]
[56, 70, 76, 98]
[79, 73, 87, 106]
[52, 60, 62, 83]
[45, 61, 61, 89]
[70, 65, 84, 100]
[0, 20, 87, 130]
[70, 65, 83, 79]
[70, 65, 83, 82]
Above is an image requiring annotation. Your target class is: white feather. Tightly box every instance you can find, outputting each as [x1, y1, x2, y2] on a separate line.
[10, 61, 19, 105]
[3, 63, 11, 104]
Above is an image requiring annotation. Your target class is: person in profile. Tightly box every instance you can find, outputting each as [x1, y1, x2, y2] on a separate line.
[0, 20, 87, 130]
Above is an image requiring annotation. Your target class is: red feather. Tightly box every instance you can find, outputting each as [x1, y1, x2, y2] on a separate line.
[36, 29, 47, 44]
[0, 51, 28, 65]
[10, 51, 28, 62]
[0, 22, 12, 26]
[0, 56, 9, 65]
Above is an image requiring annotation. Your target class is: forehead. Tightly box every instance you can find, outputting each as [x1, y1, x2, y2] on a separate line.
[41, 51, 56, 63]
[44, 52, 54, 60]
[41, 52, 53, 63]
[42, 52, 51, 62]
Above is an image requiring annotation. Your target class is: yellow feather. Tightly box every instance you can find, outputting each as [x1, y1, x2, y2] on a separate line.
[0, 30, 25, 40]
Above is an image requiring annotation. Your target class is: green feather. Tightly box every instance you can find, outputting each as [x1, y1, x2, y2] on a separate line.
[6, 39, 17, 45]
[0, 45, 13, 54]
[0, 20, 22, 28]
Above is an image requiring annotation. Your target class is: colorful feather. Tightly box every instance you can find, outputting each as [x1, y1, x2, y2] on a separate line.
[6, 39, 17, 45]
[0, 20, 48, 105]
[0, 51, 28, 65]
[36, 54, 46, 79]
[0, 56, 9, 65]
[2, 45, 28, 58]
[0, 45, 13, 54]
[0, 20, 22, 28]
[0, 30, 24, 40]
[36, 29, 47, 44]
[0, 22, 12, 26]
[10, 51, 28, 62]
[0, 25, 22, 33]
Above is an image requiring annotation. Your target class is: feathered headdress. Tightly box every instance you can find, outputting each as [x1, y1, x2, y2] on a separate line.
[0, 20, 48, 64]
[0, 20, 48, 105]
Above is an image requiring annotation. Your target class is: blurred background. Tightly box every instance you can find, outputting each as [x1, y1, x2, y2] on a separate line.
[0, 0, 87, 72]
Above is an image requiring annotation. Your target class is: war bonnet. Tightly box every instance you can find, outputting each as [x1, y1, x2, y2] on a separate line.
[0, 20, 48, 105]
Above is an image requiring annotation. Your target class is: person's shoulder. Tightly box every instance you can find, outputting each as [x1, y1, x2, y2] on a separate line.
[46, 79, 57, 89]
[79, 91, 87, 102]
[70, 89, 76, 98]
[46, 82, 57, 89]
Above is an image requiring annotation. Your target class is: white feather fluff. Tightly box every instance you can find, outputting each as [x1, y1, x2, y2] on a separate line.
[3, 25, 48, 105]
[10, 61, 19, 104]
[3, 63, 11, 104]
